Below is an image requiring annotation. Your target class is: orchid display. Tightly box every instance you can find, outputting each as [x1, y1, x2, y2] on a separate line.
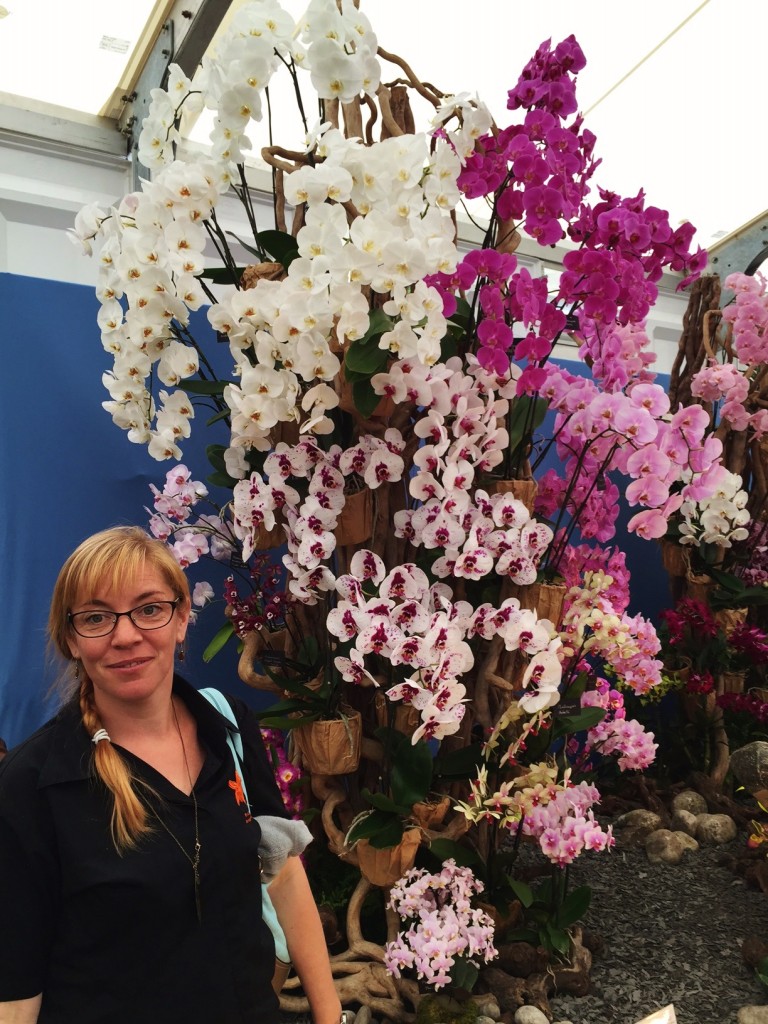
[384, 860, 497, 991]
[72, 0, 733, 1013]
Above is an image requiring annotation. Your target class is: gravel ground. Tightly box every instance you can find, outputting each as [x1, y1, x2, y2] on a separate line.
[549, 837, 768, 1024]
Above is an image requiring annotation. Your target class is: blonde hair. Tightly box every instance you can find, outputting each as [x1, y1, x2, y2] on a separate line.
[49, 526, 190, 852]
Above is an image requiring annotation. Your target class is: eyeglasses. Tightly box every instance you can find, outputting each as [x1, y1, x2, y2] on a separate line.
[68, 598, 182, 638]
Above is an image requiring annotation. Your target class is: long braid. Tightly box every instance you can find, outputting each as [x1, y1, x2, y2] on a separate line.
[79, 677, 153, 852]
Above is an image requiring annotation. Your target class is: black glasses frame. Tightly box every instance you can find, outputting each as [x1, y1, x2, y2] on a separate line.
[67, 598, 182, 638]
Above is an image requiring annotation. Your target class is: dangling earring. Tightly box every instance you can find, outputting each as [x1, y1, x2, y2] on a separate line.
[178, 641, 186, 663]
[74, 659, 81, 681]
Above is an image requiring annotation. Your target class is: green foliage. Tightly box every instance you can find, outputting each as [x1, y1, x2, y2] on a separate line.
[202, 620, 235, 662]
[504, 872, 591, 960]
[757, 954, 768, 990]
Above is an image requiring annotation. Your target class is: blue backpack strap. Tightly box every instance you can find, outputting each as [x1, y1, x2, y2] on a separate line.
[197, 688, 290, 965]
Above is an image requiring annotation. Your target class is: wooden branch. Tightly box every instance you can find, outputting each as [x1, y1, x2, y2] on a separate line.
[260, 145, 309, 174]
[377, 46, 443, 106]
[376, 84, 405, 137]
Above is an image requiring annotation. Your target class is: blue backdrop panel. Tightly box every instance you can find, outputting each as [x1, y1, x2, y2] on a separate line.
[0, 273, 258, 749]
[0, 272, 673, 748]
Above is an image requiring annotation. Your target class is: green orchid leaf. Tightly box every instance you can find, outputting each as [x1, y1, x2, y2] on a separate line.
[552, 706, 607, 739]
[346, 809, 402, 846]
[344, 336, 390, 376]
[507, 395, 549, 457]
[369, 819, 406, 848]
[433, 742, 484, 779]
[179, 379, 227, 395]
[351, 378, 383, 418]
[202, 621, 234, 662]
[390, 737, 433, 808]
[508, 878, 534, 909]
[544, 922, 571, 957]
[557, 885, 591, 927]
[200, 266, 245, 284]
[361, 788, 406, 815]
[448, 960, 478, 993]
[205, 408, 231, 427]
[426, 838, 483, 870]
[253, 228, 300, 266]
[207, 471, 239, 489]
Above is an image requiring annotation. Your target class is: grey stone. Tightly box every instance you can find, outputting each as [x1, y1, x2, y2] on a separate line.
[514, 1008, 550, 1024]
[695, 812, 738, 845]
[730, 741, 768, 795]
[615, 809, 663, 846]
[738, 1007, 768, 1024]
[644, 829, 684, 865]
[671, 808, 698, 836]
[671, 789, 708, 816]
[475, 1016, 496, 1024]
[673, 830, 699, 854]
[470, 995, 501, 1020]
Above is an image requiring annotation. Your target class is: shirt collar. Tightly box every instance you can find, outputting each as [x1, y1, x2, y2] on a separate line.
[37, 676, 240, 789]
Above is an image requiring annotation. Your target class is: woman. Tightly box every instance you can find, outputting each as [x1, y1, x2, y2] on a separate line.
[0, 526, 342, 1024]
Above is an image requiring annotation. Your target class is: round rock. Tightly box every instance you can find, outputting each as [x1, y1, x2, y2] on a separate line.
[696, 813, 738, 845]
[514, 1008, 550, 1024]
[730, 741, 768, 795]
[645, 829, 683, 865]
[671, 808, 698, 836]
[671, 789, 708, 816]
[737, 1007, 768, 1023]
[614, 809, 663, 846]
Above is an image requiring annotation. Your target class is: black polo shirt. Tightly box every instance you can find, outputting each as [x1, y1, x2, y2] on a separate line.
[0, 677, 288, 1023]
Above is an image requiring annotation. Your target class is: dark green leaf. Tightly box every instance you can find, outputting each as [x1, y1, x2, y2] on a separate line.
[361, 789, 406, 814]
[433, 742, 484, 779]
[179, 379, 227, 396]
[207, 471, 239, 489]
[344, 337, 390, 376]
[504, 927, 540, 945]
[508, 878, 534, 909]
[200, 266, 245, 284]
[202, 620, 235, 662]
[390, 738, 434, 808]
[508, 395, 549, 458]
[557, 885, 591, 928]
[544, 922, 571, 957]
[553, 707, 607, 739]
[254, 229, 300, 265]
[206, 408, 231, 427]
[448, 960, 479, 993]
[426, 838, 483, 870]
[351, 378, 383, 418]
[346, 809, 402, 846]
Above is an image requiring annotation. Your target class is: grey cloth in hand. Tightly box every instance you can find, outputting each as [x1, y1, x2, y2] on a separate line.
[258, 815, 313, 883]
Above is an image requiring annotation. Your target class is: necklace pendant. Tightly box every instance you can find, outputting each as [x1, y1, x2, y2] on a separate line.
[194, 864, 202, 925]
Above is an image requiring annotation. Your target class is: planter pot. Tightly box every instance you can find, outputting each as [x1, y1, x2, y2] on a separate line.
[334, 487, 373, 547]
[713, 606, 748, 637]
[409, 796, 451, 830]
[487, 478, 538, 514]
[373, 691, 421, 734]
[719, 670, 746, 694]
[660, 539, 687, 578]
[356, 828, 421, 888]
[685, 570, 714, 606]
[292, 709, 362, 775]
[534, 582, 568, 629]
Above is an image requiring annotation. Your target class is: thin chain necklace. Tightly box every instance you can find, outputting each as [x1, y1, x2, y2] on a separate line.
[150, 699, 202, 924]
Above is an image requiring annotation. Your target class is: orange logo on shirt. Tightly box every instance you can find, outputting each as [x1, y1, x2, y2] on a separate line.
[228, 771, 252, 823]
